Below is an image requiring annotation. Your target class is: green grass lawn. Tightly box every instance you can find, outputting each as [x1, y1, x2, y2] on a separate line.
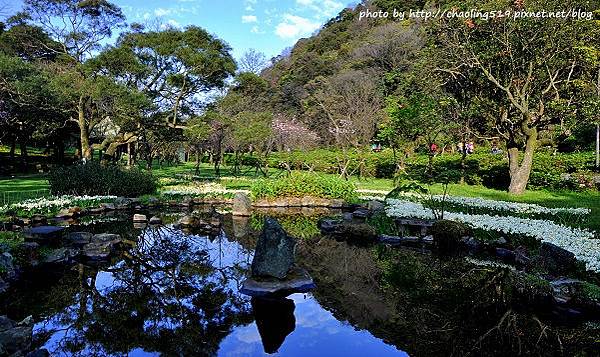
[0, 175, 50, 192]
[2, 161, 599, 230]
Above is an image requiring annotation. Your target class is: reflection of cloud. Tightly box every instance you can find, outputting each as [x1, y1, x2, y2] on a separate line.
[235, 325, 262, 344]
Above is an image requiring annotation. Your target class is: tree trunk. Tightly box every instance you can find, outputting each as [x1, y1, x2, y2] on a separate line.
[596, 123, 600, 170]
[507, 129, 537, 194]
[78, 99, 92, 161]
[127, 142, 133, 167]
[9, 138, 15, 159]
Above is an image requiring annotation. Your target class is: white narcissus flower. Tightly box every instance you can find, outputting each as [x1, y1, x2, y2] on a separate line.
[0, 195, 117, 214]
[161, 182, 248, 196]
[385, 199, 599, 272]
[386, 192, 590, 217]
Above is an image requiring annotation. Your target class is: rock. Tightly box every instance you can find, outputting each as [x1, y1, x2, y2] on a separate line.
[31, 215, 46, 223]
[317, 218, 341, 234]
[367, 200, 385, 212]
[26, 349, 50, 357]
[68, 206, 82, 214]
[89, 207, 104, 214]
[495, 248, 516, 262]
[379, 235, 420, 247]
[233, 192, 252, 216]
[133, 214, 147, 223]
[91, 233, 121, 244]
[0, 315, 33, 356]
[461, 236, 482, 253]
[539, 242, 577, 276]
[352, 208, 371, 219]
[490, 236, 508, 247]
[342, 212, 353, 222]
[252, 297, 296, 354]
[242, 267, 315, 297]
[55, 208, 75, 219]
[515, 246, 531, 266]
[251, 218, 296, 279]
[82, 242, 113, 261]
[101, 202, 116, 211]
[67, 232, 92, 248]
[23, 226, 65, 245]
[0, 277, 7, 294]
[42, 248, 78, 265]
[149, 216, 162, 225]
[178, 215, 198, 227]
[0, 253, 15, 279]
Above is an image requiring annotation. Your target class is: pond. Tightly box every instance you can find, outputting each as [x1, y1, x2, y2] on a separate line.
[0, 207, 598, 356]
[0, 210, 406, 356]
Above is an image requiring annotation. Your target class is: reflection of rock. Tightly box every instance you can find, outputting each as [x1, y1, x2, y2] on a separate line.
[0, 315, 33, 356]
[252, 297, 296, 354]
[251, 218, 295, 279]
[241, 267, 315, 297]
[232, 216, 249, 238]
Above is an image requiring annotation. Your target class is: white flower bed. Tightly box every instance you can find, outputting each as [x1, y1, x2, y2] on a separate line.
[0, 195, 117, 214]
[386, 192, 590, 217]
[385, 199, 600, 272]
[161, 183, 249, 196]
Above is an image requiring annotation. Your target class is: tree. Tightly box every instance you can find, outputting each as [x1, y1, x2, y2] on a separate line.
[436, 0, 600, 194]
[20, 0, 127, 160]
[383, 92, 456, 176]
[305, 70, 382, 179]
[238, 48, 268, 74]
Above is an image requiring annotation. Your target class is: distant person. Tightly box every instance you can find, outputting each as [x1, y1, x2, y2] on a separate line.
[491, 143, 503, 155]
[430, 143, 438, 154]
[467, 142, 474, 154]
[457, 142, 464, 154]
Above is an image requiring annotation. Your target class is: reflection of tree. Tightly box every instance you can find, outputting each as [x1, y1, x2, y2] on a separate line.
[297, 239, 599, 356]
[33, 226, 254, 355]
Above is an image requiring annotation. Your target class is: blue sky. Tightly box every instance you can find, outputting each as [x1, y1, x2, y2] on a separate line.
[3, 0, 352, 61]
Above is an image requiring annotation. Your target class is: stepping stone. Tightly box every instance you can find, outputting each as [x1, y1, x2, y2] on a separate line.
[241, 267, 316, 297]
[23, 226, 65, 244]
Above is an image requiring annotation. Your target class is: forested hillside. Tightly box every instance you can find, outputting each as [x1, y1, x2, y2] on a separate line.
[210, 0, 600, 194]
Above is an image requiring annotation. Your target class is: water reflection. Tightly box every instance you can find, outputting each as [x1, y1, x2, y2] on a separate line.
[0, 213, 404, 356]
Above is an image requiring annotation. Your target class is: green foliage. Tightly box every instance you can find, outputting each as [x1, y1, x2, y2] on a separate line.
[366, 211, 401, 236]
[250, 172, 357, 201]
[48, 162, 156, 197]
[250, 214, 321, 240]
[430, 220, 471, 253]
[0, 231, 24, 252]
[269, 149, 600, 192]
[581, 282, 600, 302]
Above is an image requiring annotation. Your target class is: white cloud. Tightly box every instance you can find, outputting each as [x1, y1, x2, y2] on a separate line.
[161, 19, 182, 29]
[251, 26, 265, 34]
[242, 15, 258, 23]
[154, 7, 171, 17]
[295, 0, 344, 18]
[275, 14, 321, 39]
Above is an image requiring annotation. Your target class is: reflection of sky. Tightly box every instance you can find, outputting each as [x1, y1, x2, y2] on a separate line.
[218, 293, 408, 357]
[31, 222, 407, 356]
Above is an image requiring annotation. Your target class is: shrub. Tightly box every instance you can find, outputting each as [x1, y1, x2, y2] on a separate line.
[49, 162, 157, 197]
[431, 220, 471, 254]
[250, 172, 357, 201]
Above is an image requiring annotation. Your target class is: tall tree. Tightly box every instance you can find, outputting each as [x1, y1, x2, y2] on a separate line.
[435, 0, 600, 194]
[20, 0, 127, 160]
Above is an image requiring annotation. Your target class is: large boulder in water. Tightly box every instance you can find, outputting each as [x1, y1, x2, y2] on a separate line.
[251, 218, 296, 279]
